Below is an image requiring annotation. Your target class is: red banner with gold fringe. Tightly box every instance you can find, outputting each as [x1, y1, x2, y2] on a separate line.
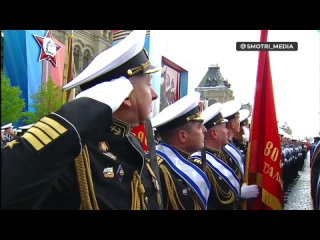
[245, 30, 284, 210]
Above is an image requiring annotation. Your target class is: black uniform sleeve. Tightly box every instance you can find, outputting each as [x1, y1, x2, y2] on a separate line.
[1, 97, 113, 209]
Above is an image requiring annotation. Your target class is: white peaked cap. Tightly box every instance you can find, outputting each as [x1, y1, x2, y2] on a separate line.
[1, 123, 13, 130]
[221, 100, 242, 119]
[63, 30, 158, 91]
[201, 102, 228, 129]
[19, 124, 34, 130]
[202, 103, 222, 125]
[239, 109, 250, 123]
[152, 92, 203, 131]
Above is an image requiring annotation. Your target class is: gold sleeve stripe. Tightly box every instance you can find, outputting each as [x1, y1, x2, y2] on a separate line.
[33, 122, 60, 139]
[27, 127, 52, 145]
[40, 116, 67, 134]
[23, 132, 45, 151]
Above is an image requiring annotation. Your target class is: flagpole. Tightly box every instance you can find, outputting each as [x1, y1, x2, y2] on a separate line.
[46, 58, 49, 83]
[41, 30, 50, 84]
[245, 30, 284, 210]
[42, 57, 49, 84]
[63, 30, 75, 103]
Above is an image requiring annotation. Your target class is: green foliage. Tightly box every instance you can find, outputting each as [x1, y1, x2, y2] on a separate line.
[1, 72, 26, 125]
[23, 76, 63, 124]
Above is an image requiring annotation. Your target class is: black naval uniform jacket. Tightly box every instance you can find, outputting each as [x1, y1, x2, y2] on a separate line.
[1, 97, 161, 210]
[232, 138, 247, 157]
[190, 147, 240, 210]
[226, 140, 245, 183]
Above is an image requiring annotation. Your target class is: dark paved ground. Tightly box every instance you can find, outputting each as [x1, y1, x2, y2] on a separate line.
[284, 152, 313, 210]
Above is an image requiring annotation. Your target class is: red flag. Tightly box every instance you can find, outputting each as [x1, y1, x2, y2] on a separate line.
[245, 30, 284, 210]
[131, 124, 149, 152]
[64, 33, 76, 102]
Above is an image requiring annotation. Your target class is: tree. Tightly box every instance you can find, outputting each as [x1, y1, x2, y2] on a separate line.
[1, 71, 26, 125]
[23, 76, 63, 124]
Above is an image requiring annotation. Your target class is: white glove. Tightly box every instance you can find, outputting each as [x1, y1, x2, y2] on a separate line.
[241, 183, 259, 199]
[76, 76, 133, 112]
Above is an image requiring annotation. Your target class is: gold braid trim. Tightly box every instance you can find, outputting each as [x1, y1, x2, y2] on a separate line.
[192, 195, 202, 210]
[207, 167, 235, 205]
[159, 164, 185, 210]
[75, 145, 99, 210]
[127, 61, 151, 76]
[131, 171, 146, 210]
[262, 188, 283, 210]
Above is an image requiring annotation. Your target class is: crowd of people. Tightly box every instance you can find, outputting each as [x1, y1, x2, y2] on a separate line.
[1, 123, 16, 148]
[1, 30, 318, 210]
[280, 134, 308, 191]
[1, 123, 33, 149]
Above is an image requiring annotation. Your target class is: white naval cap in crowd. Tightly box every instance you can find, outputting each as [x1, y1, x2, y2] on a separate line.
[201, 102, 228, 130]
[278, 127, 287, 137]
[151, 92, 204, 132]
[239, 109, 250, 124]
[1, 123, 13, 130]
[247, 116, 252, 124]
[19, 124, 34, 131]
[15, 129, 22, 133]
[221, 100, 242, 121]
[63, 30, 161, 91]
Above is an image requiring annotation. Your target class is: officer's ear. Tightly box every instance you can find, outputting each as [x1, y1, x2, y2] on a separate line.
[177, 129, 188, 144]
[121, 76, 137, 108]
[122, 94, 133, 108]
[210, 128, 218, 140]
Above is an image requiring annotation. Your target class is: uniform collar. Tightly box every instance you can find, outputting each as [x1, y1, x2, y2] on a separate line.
[205, 146, 221, 155]
[160, 141, 190, 159]
[233, 138, 244, 145]
[174, 147, 189, 159]
[108, 118, 130, 137]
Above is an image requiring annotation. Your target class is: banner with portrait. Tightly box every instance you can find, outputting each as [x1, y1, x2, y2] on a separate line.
[160, 64, 180, 111]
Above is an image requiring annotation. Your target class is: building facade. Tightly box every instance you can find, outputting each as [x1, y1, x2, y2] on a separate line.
[195, 64, 234, 106]
[52, 30, 112, 79]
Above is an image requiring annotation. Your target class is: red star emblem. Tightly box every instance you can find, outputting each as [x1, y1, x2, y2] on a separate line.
[34, 30, 61, 67]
